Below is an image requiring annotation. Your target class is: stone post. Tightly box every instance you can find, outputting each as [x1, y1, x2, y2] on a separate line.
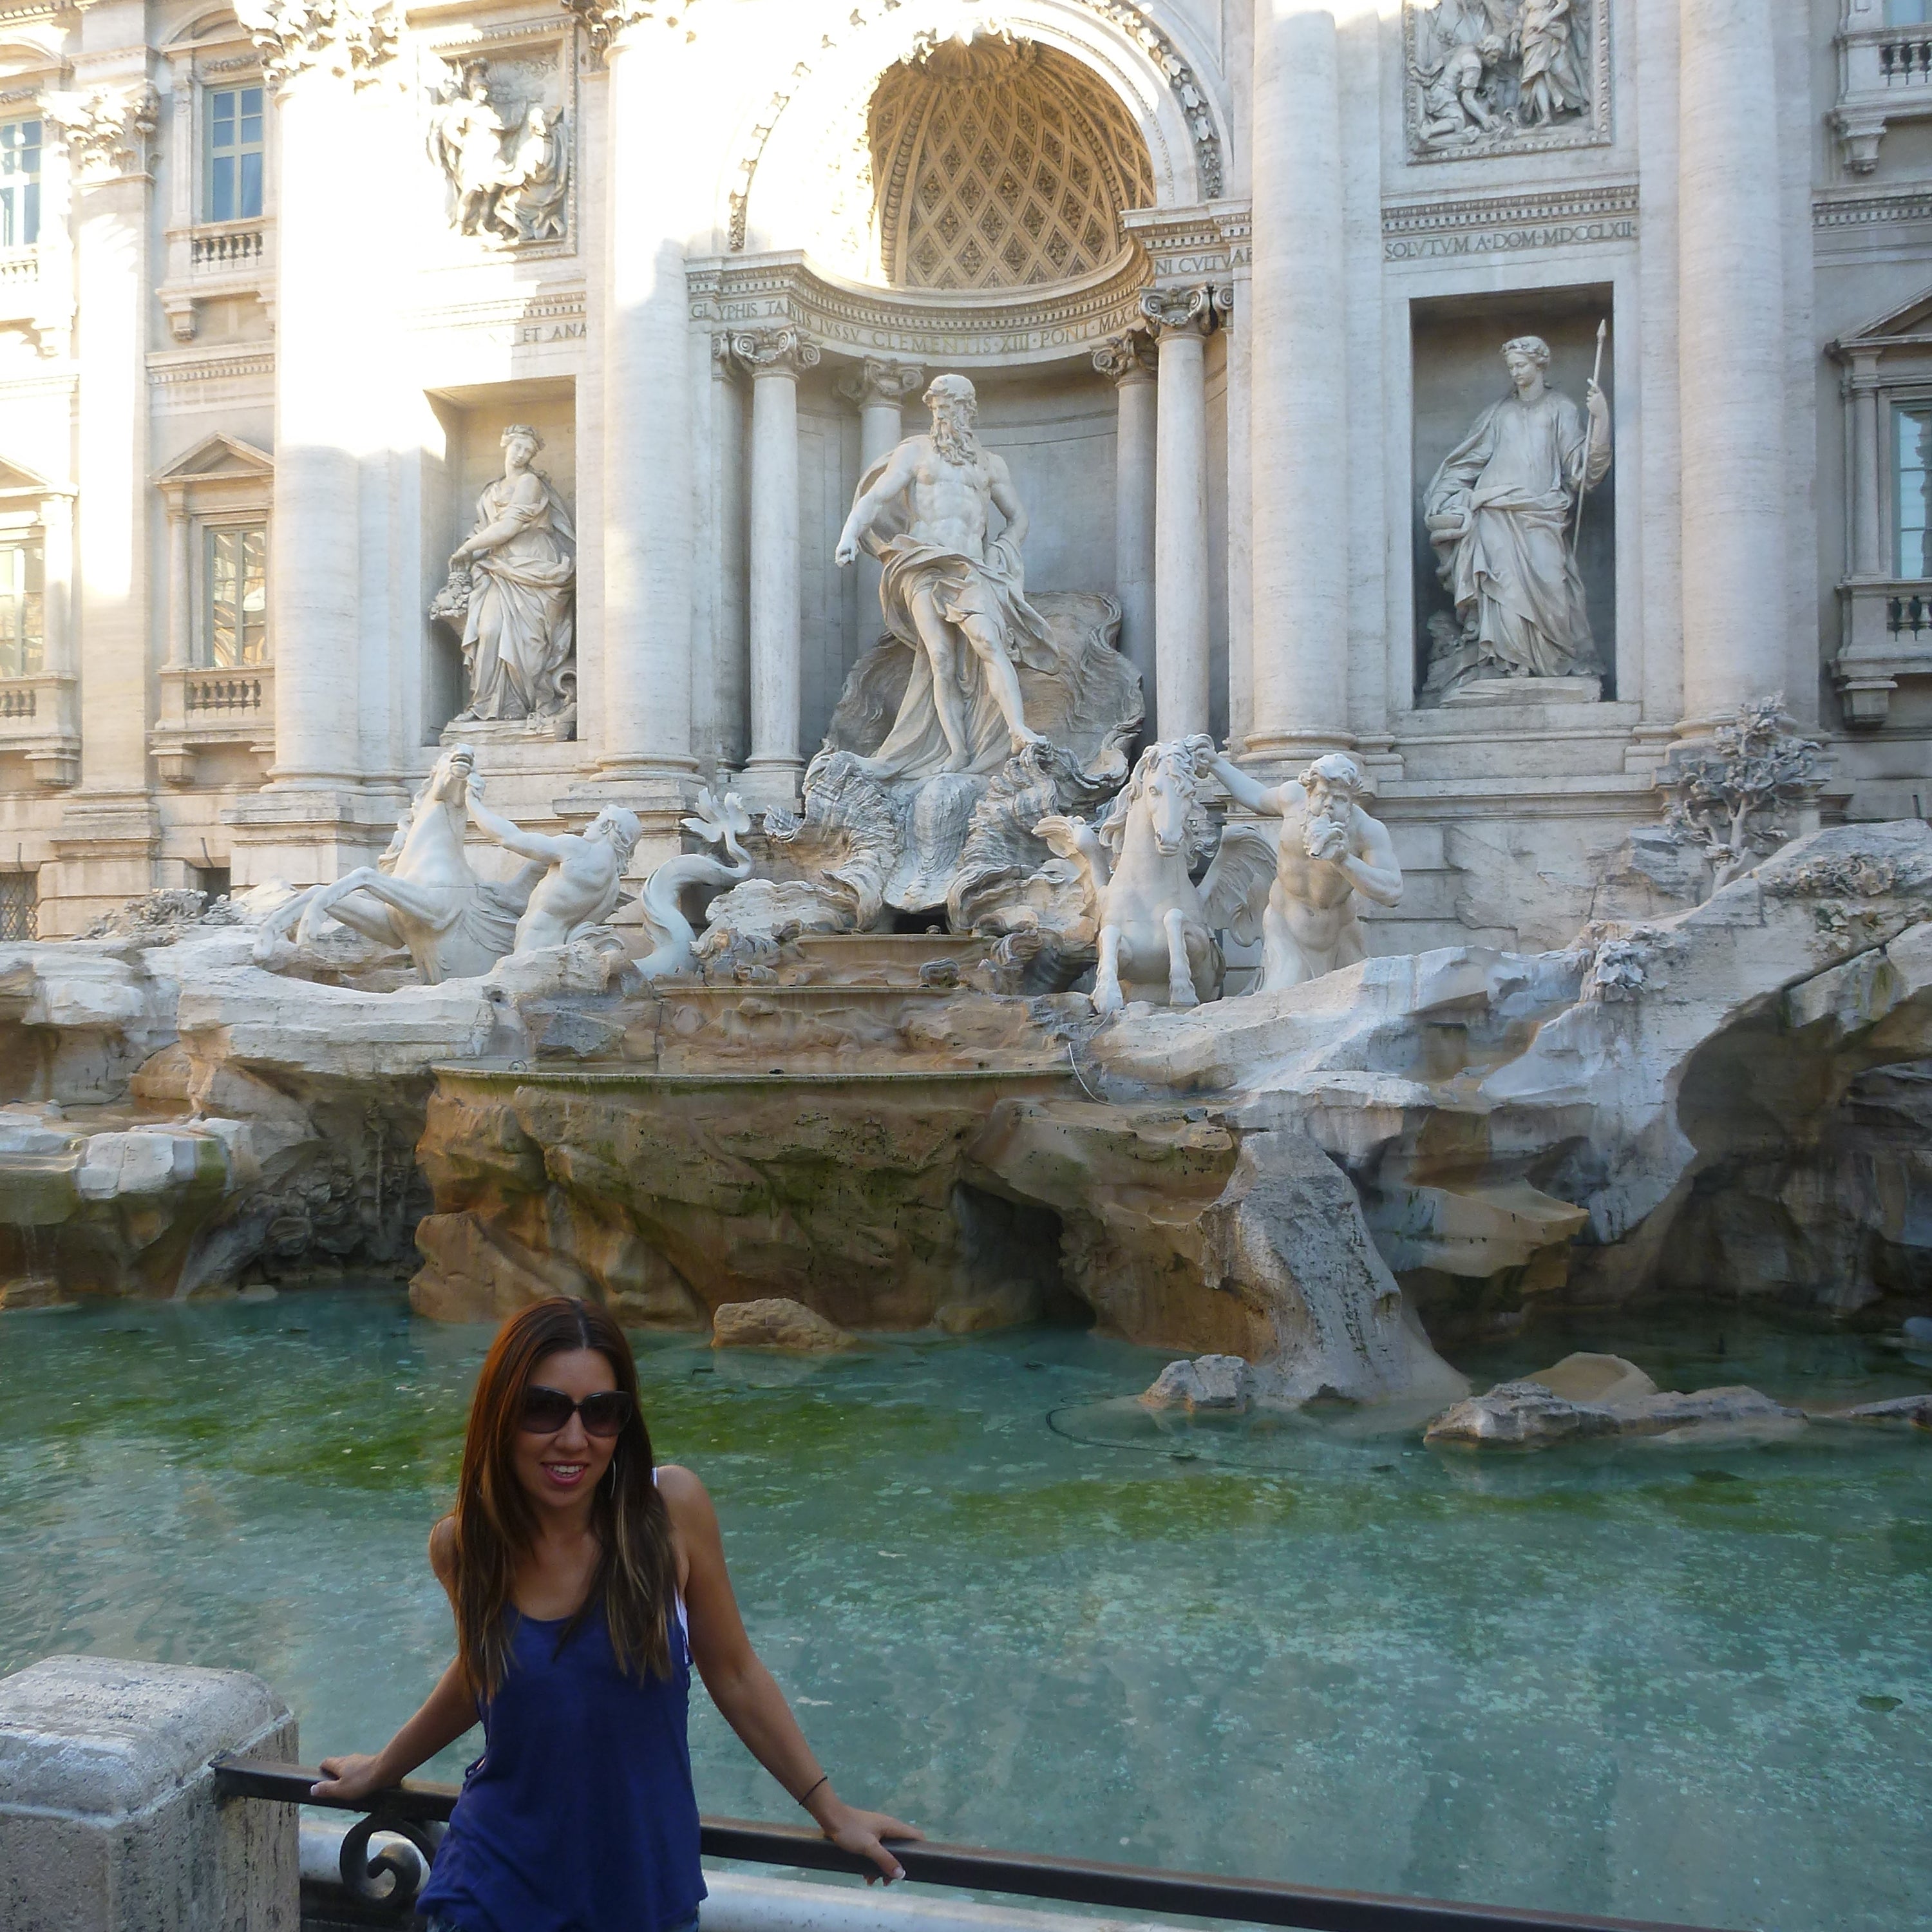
[733, 327, 820, 811]
[1848, 351, 1884, 580]
[225, 0, 397, 885]
[1094, 329, 1159, 734]
[0, 1654, 298, 1930]
[1677, 0, 1785, 729]
[1247, 0, 1351, 764]
[576, 0, 706, 811]
[166, 504, 192, 670]
[834, 359, 924, 656]
[40, 78, 161, 925]
[1141, 287, 1215, 741]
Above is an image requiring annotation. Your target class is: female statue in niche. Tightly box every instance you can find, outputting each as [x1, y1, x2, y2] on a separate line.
[448, 424, 577, 728]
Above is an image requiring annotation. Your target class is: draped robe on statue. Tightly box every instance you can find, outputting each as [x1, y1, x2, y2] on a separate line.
[459, 471, 577, 721]
[1424, 386, 1607, 680]
[857, 457, 1062, 780]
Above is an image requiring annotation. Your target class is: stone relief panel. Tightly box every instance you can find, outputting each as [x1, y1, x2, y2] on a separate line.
[1403, 0, 1609, 162]
[1410, 289, 1616, 708]
[422, 39, 573, 251]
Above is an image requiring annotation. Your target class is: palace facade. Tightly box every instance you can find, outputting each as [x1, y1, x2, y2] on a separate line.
[0, 0, 1926, 942]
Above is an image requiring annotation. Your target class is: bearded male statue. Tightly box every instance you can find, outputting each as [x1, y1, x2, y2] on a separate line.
[834, 374, 1056, 779]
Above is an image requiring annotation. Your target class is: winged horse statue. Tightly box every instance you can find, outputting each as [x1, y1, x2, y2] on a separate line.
[1035, 735, 1249, 1016]
[254, 744, 542, 984]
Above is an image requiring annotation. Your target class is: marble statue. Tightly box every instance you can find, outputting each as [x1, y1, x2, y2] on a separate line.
[440, 426, 577, 733]
[466, 786, 640, 954]
[629, 790, 755, 980]
[426, 59, 567, 247]
[1421, 334, 1610, 698]
[1202, 751, 1405, 990]
[835, 373, 1052, 778]
[1037, 736, 1222, 1016]
[700, 372, 1140, 948]
[255, 744, 540, 985]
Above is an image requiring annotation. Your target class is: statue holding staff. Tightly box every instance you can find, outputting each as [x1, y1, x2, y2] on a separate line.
[1422, 332, 1611, 692]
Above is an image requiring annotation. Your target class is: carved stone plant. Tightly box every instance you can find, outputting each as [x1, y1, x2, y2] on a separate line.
[1656, 694, 1824, 895]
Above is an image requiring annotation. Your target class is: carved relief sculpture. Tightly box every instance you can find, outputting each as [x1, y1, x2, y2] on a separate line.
[1404, 0, 1606, 160]
[433, 425, 578, 736]
[1421, 333, 1610, 701]
[1202, 752, 1405, 990]
[426, 58, 569, 247]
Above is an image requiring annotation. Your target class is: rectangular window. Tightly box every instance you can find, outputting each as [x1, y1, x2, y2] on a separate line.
[1899, 407, 1932, 580]
[193, 865, 231, 904]
[0, 118, 39, 250]
[1886, 1, 1931, 27]
[0, 538, 44, 678]
[0, 872, 37, 943]
[205, 86, 264, 223]
[203, 524, 267, 667]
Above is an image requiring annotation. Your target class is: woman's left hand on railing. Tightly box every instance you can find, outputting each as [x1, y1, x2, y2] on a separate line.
[312, 1753, 390, 1803]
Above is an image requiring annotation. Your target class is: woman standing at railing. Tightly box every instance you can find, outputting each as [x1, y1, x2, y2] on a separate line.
[310, 1296, 916, 1932]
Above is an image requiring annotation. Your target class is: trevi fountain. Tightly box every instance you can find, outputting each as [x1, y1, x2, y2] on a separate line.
[1, 3, 1930, 1929]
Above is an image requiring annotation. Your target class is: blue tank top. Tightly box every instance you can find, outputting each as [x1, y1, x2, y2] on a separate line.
[417, 1571, 705, 1932]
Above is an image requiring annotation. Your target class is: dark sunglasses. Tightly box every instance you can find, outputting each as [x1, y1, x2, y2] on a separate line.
[519, 1385, 634, 1439]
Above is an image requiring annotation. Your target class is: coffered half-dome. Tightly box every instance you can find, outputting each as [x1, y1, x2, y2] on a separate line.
[868, 36, 1155, 292]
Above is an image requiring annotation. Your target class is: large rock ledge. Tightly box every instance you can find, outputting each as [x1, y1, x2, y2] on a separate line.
[1, 822, 1930, 1412]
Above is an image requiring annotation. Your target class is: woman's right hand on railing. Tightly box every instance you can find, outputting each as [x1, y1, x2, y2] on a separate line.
[312, 1753, 388, 1803]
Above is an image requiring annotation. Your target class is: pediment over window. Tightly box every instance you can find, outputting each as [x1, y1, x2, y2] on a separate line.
[0, 455, 61, 499]
[155, 433, 274, 488]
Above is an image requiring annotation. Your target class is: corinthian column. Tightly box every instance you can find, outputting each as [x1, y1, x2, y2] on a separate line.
[1677, 0, 1786, 730]
[835, 359, 924, 654]
[567, 0, 706, 799]
[1141, 287, 1216, 741]
[1094, 330, 1159, 733]
[39, 79, 161, 925]
[1247, 0, 1350, 762]
[229, 0, 397, 882]
[732, 327, 819, 811]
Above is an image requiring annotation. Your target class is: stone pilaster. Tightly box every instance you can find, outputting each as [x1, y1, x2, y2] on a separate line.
[225, 0, 401, 886]
[835, 359, 924, 658]
[1093, 329, 1159, 734]
[732, 327, 819, 811]
[1140, 287, 1216, 742]
[1677, 0, 1785, 733]
[38, 80, 160, 930]
[567, 0, 708, 828]
[1247, 0, 1351, 764]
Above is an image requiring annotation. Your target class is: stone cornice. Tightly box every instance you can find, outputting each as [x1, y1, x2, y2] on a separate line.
[1120, 201, 1249, 288]
[1381, 182, 1639, 261]
[232, 0, 399, 90]
[1814, 185, 1932, 231]
[688, 248, 1153, 372]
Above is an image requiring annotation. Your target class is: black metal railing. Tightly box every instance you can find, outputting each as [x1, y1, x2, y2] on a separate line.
[213, 1758, 1725, 1932]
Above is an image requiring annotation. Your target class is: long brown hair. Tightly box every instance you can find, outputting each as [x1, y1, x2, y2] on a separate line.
[448, 1297, 679, 1698]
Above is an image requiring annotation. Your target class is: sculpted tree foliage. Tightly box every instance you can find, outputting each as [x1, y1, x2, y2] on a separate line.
[1658, 695, 1824, 893]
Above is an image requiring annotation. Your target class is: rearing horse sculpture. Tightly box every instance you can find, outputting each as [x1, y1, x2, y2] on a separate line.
[254, 744, 541, 984]
[1036, 735, 1224, 1017]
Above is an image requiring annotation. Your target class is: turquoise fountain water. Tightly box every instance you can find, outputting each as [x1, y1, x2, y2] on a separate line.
[1, 1287, 1927, 1932]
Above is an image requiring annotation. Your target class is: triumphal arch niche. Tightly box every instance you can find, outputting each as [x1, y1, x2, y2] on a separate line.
[694, 12, 1238, 936]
